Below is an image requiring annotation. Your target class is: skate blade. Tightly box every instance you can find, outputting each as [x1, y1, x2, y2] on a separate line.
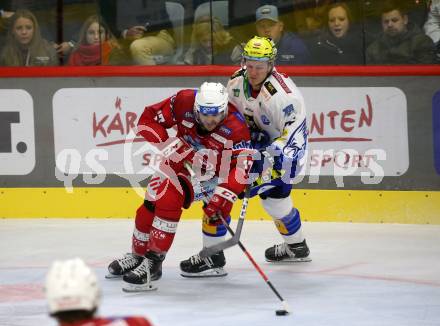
[180, 268, 227, 278]
[122, 282, 158, 292]
[266, 256, 312, 263]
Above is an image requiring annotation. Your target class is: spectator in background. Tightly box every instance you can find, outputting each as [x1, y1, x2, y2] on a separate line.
[425, 0, 440, 43]
[366, 1, 435, 64]
[99, 0, 175, 65]
[0, 1, 99, 61]
[424, 0, 440, 61]
[311, 2, 364, 64]
[0, 9, 58, 66]
[0, 7, 14, 53]
[363, 0, 429, 47]
[290, 0, 333, 39]
[184, 16, 236, 65]
[0, 0, 57, 41]
[45, 258, 153, 326]
[55, 0, 101, 59]
[232, 4, 310, 65]
[68, 15, 126, 66]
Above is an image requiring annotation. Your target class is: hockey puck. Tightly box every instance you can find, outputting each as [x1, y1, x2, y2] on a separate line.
[275, 310, 289, 316]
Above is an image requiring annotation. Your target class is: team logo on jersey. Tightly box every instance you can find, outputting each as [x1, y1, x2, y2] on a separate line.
[283, 145, 301, 160]
[219, 126, 232, 136]
[283, 104, 295, 117]
[261, 115, 270, 125]
[264, 81, 277, 96]
[233, 88, 240, 97]
[184, 111, 194, 119]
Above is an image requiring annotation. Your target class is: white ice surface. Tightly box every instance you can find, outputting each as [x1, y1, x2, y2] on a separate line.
[1, 219, 440, 326]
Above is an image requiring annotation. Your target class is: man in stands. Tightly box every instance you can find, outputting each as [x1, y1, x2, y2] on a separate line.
[232, 5, 310, 65]
[367, 0, 435, 64]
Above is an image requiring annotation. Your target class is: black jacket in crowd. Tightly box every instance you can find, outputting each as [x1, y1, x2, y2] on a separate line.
[311, 26, 365, 65]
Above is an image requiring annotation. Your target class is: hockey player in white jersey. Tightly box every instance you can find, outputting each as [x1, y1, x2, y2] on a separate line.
[180, 36, 311, 277]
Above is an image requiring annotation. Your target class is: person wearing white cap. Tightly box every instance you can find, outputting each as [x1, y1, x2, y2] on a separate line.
[254, 4, 310, 64]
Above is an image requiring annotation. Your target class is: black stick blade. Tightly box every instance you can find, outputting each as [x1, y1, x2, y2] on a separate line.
[275, 310, 289, 316]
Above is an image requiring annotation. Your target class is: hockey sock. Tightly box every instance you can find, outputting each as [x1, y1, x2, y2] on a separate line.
[262, 197, 304, 244]
[148, 178, 185, 253]
[132, 203, 154, 256]
[202, 215, 231, 248]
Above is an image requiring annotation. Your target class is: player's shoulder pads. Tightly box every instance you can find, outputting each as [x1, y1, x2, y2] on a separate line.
[230, 68, 245, 80]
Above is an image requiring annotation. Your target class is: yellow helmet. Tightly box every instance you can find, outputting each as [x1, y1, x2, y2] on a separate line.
[242, 36, 277, 62]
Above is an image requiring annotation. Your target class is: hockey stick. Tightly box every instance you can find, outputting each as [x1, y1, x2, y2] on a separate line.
[185, 163, 291, 315]
[185, 162, 250, 259]
[198, 184, 249, 259]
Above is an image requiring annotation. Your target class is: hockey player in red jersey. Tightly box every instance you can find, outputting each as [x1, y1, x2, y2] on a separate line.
[180, 36, 312, 277]
[46, 258, 153, 325]
[107, 82, 252, 291]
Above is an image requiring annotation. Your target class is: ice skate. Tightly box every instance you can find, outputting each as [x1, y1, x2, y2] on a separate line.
[180, 250, 227, 278]
[106, 253, 143, 279]
[122, 251, 164, 292]
[265, 239, 311, 263]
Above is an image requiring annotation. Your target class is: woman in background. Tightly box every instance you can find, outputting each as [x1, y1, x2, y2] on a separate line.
[0, 9, 58, 66]
[310, 3, 364, 65]
[184, 16, 236, 65]
[68, 15, 125, 66]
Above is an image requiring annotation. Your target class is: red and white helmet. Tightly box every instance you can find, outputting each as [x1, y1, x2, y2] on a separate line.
[45, 258, 100, 315]
[194, 82, 228, 124]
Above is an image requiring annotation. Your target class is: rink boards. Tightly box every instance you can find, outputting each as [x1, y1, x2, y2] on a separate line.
[1, 188, 439, 224]
[0, 70, 439, 223]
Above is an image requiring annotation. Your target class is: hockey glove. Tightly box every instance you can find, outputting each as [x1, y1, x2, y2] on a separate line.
[251, 146, 282, 174]
[161, 137, 195, 174]
[203, 187, 238, 225]
[250, 130, 271, 150]
[265, 144, 284, 171]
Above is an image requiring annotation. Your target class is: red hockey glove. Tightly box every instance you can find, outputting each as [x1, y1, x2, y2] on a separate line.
[161, 137, 195, 174]
[203, 187, 238, 225]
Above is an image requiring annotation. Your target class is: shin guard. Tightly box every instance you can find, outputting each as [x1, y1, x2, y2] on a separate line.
[132, 202, 154, 256]
[262, 197, 304, 244]
[148, 179, 185, 254]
